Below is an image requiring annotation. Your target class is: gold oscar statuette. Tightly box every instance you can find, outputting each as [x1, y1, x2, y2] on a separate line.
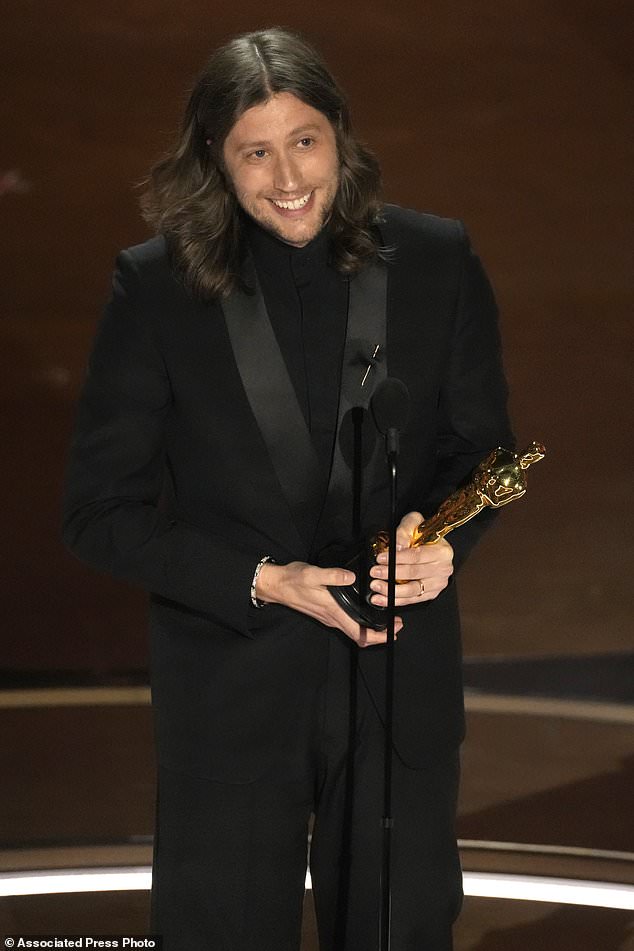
[330, 442, 546, 629]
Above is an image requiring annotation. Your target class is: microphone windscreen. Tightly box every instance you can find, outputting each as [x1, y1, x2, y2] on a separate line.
[371, 378, 411, 434]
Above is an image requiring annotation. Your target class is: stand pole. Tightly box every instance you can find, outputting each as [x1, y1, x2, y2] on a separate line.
[379, 449, 398, 951]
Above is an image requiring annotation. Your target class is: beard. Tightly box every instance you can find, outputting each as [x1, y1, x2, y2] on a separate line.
[234, 174, 339, 248]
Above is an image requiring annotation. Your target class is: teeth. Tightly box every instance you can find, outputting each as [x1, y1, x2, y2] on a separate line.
[271, 193, 311, 210]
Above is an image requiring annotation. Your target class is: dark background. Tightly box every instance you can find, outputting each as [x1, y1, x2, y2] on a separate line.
[1, 9, 633, 946]
[1, 1, 631, 672]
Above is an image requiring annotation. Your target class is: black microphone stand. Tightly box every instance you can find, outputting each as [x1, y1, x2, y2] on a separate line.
[379, 425, 399, 951]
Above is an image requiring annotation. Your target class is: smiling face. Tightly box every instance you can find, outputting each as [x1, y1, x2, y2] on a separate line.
[221, 92, 340, 247]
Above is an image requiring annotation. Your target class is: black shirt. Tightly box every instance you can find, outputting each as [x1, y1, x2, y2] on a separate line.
[246, 219, 349, 497]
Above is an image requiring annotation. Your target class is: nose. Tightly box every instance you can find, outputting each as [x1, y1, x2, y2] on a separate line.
[272, 150, 301, 192]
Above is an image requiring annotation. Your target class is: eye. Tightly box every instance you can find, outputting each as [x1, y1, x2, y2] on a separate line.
[297, 137, 314, 148]
[248, 148, 268, 160]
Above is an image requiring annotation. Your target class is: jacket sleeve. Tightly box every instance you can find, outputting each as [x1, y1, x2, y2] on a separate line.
[425, 227, 515, 570]
[62, 250, 262, 638]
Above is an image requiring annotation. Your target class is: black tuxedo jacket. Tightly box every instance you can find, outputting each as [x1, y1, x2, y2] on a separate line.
[63, 205, 513, 781]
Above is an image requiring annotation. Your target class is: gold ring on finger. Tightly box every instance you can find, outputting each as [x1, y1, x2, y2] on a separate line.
[418, 580, 425, 596]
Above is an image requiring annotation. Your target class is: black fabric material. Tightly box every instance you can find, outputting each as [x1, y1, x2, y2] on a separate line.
[246, 218, 347, 490]
[151, 634, 461, 951]
[242, 220, 388, 558]
[64, 205, 512, 946]
[63, 205, 514, 781]
[313, 256, 388, 563]
[221, 253, 322, 554]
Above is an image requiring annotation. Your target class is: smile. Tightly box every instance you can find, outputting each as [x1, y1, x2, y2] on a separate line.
[270, 192, 312, 210]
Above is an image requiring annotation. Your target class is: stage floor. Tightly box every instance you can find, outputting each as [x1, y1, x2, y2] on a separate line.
[1, 688, 632, 948]
[0, 889, 632, 951]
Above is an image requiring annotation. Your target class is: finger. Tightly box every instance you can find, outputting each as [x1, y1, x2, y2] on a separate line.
[371, 559, 452, 583]
[375, 542, 453, 569]
[314, 566, 356, 587]
[396, 543, 452, 565]
[352, 625, 388, 647]
[332, 598, 404, 642]
[370, 585, 444, 606]
[378, 567, 453, 586]
[352, 616, 404, 646]
[373, 567, 452, 592]
[338, 613, 387, 645]
[396, 511, 424, 548]
[326, 597, 383, 636]
[370, 578, 426, 602]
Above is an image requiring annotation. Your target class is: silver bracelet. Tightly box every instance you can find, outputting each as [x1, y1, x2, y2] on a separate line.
[250, 555, 275, 608]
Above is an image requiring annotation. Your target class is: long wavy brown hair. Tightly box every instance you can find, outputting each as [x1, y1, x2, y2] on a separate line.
[140, 28, 385, 299]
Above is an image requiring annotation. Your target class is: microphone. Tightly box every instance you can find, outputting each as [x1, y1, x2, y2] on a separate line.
[371, 378, 411, 455]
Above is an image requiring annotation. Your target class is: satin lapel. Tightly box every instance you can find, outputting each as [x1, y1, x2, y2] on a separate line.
[221, 255, 322, 556]
[314, 260, 388, 554]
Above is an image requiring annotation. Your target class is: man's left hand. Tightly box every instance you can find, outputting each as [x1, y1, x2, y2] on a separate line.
[368, 511, 454, 606]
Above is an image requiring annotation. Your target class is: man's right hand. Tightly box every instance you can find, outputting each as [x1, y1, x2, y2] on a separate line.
[256, 561, 402, 646]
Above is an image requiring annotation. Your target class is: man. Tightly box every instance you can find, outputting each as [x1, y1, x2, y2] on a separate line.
[63, 27, 513, 951]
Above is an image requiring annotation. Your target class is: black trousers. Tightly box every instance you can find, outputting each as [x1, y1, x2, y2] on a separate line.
[151, 636, 463, 951]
